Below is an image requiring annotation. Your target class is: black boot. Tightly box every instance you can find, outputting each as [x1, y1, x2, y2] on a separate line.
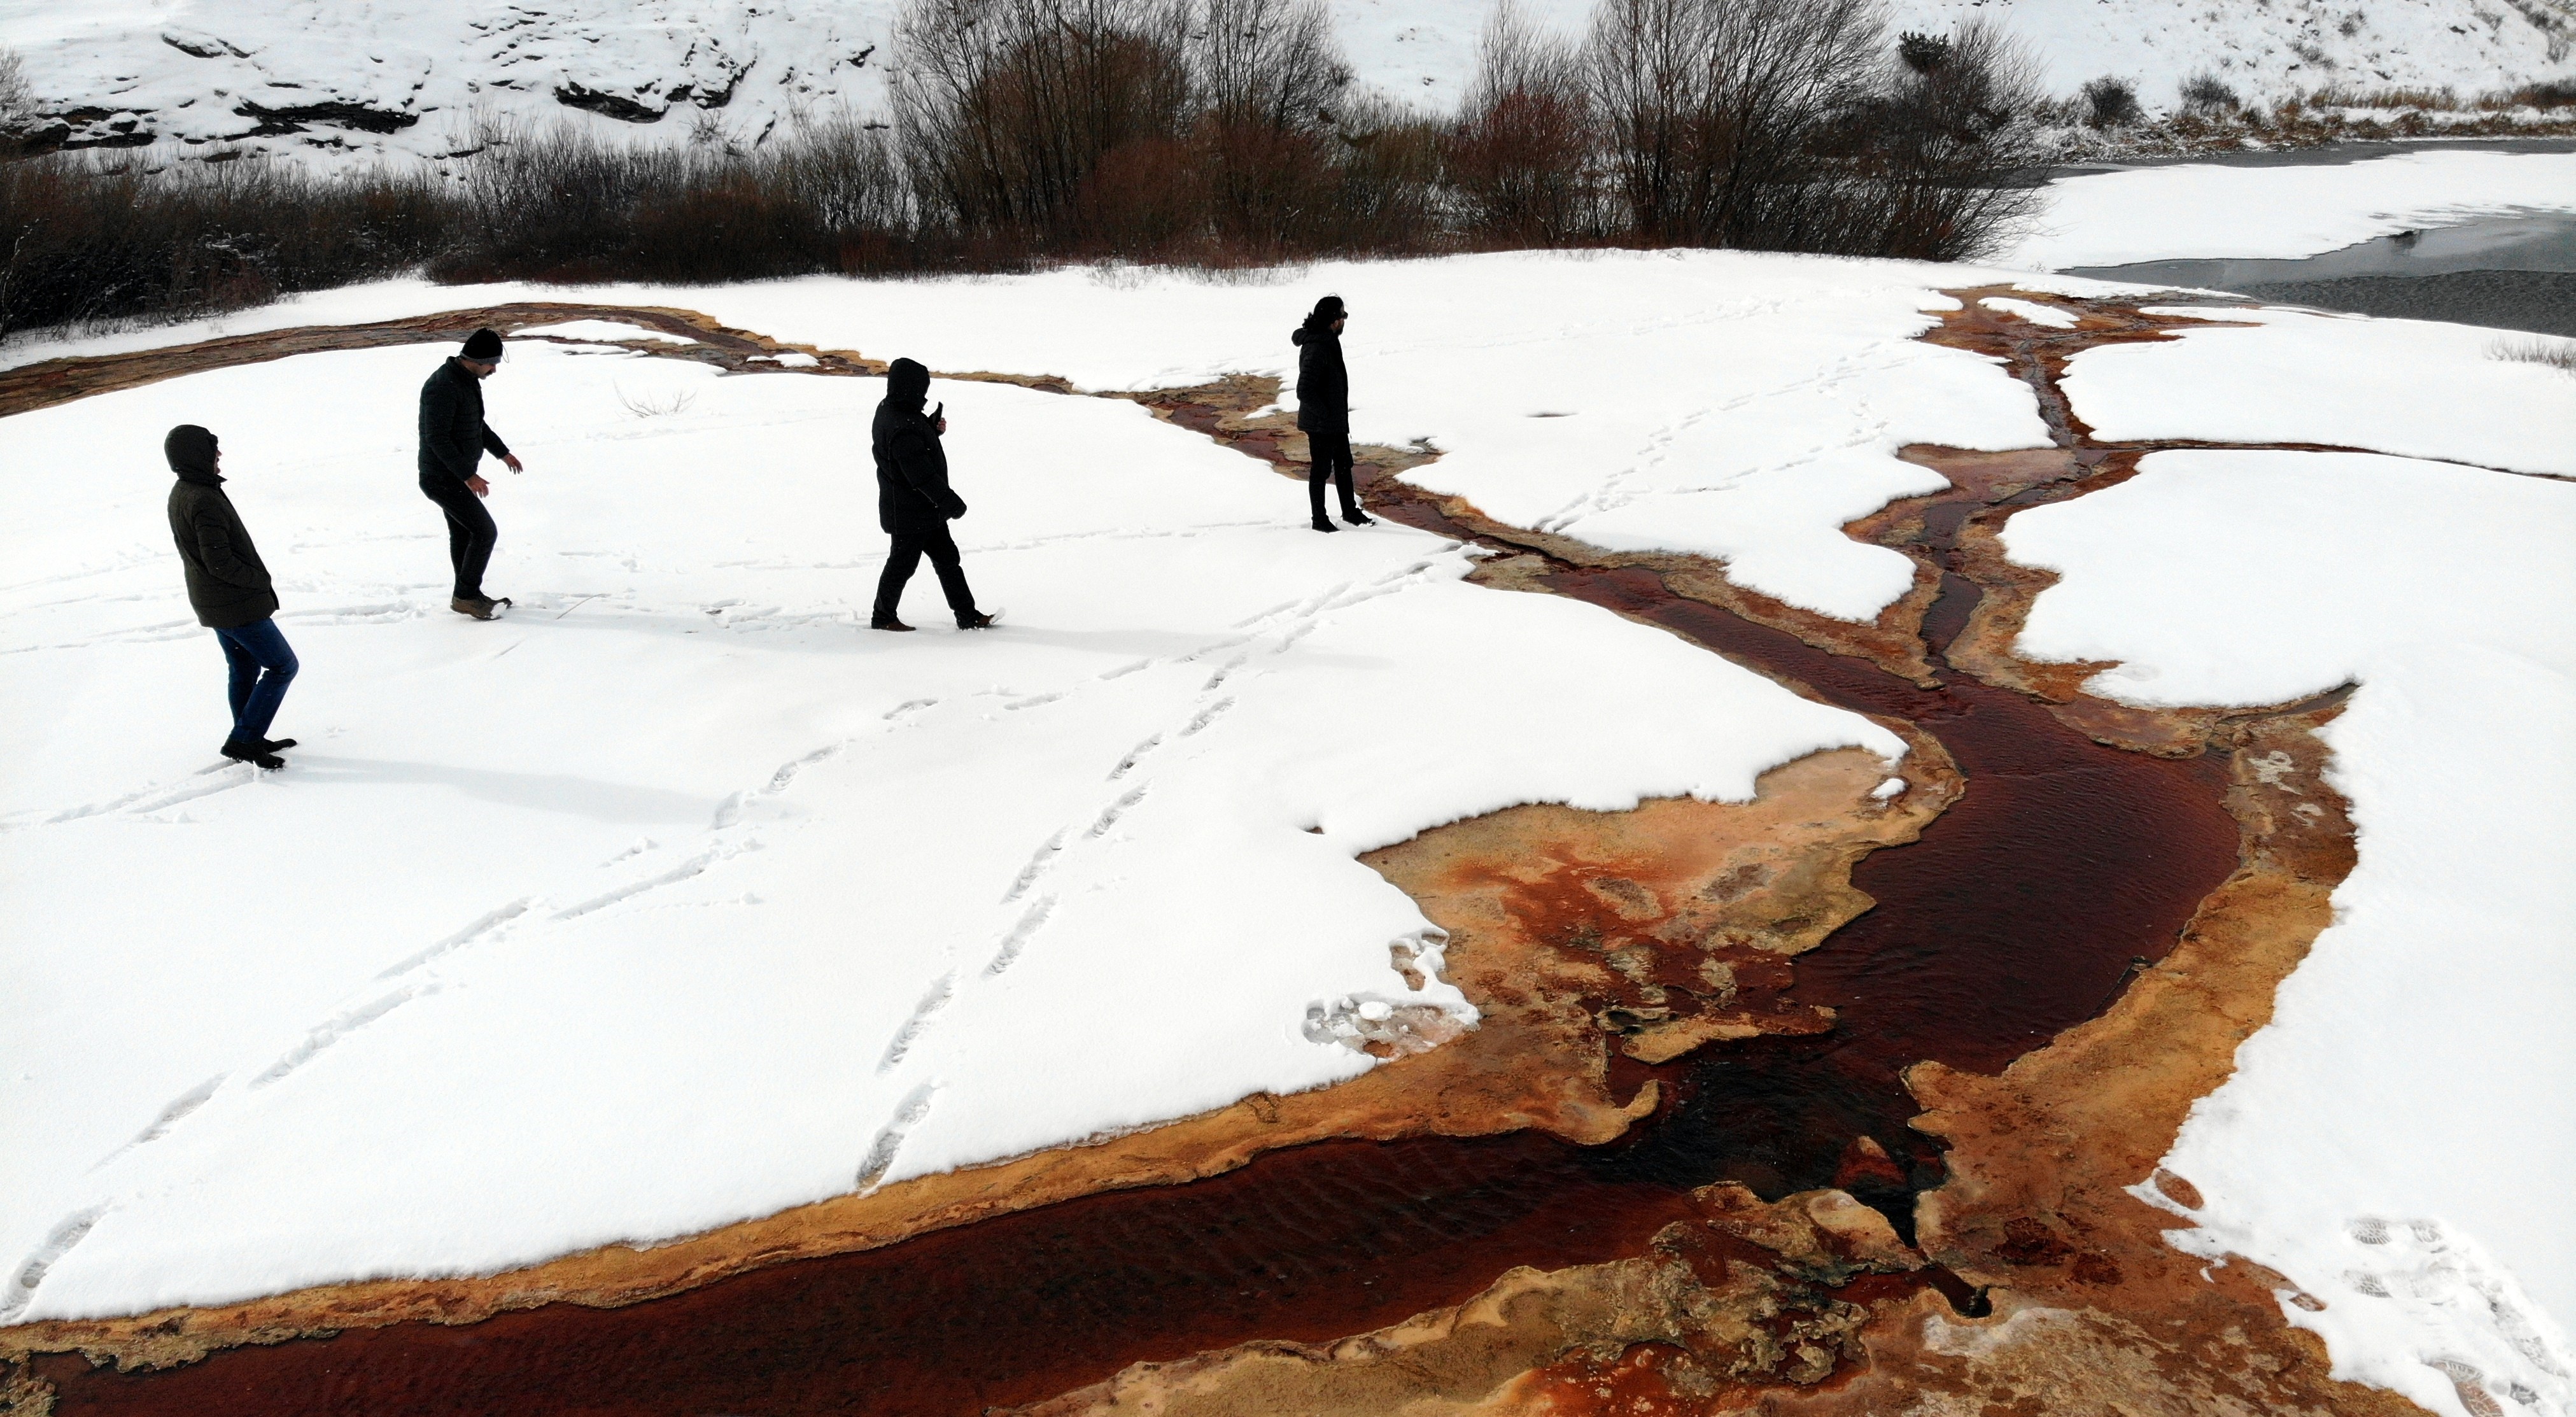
[957, 609, 1001, 630]
[1311, 517, 1340, 533]
[261, 737, 299, 752]
[1342, 509, 1376, 526]
[220, 739, 286, 771]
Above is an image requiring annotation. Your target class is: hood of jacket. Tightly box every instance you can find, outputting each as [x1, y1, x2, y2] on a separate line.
[165, 425, 222, 485]
[885, 357, 931, 410]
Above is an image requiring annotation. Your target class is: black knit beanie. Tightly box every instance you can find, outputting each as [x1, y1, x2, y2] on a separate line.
[165, 424, 220, 482]
[461, 328, 505, 361]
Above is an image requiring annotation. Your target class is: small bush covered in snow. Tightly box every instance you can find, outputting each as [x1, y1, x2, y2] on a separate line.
[2177, 71, 2239, 115]
[2080, 75, 2141, 127]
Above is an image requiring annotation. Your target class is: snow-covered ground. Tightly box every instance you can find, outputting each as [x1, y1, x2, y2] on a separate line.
[0, 251, 2076, 619]
[4, 0, 2563, 163]
[2007, 344, 2576, 1413]
[2061, 304, 2576, 475]
[4, 239, 2572, 1416]
[0, 287, 1931, 1320]
[2002, 150, 2576, 271]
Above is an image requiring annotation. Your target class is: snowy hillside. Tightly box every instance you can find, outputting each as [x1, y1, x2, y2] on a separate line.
[1881, 0, 2573, 109]
[0, 1, 899, 162]
[4, 0, 2564, 166]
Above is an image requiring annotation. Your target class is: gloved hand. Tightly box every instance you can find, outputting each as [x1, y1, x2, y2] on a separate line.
[942, 492, 969, 519]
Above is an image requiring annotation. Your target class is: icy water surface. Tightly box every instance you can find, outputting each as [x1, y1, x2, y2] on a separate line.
[2067, 213, 2576, 334]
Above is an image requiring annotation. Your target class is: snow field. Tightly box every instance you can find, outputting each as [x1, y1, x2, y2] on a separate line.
[3, 250, 2078, 621]
[2002, 151, 2576, 272]
[2062, 303, 2576, 477]
[0, 335, 1906, 1318]
[2004, 449, 2576, 1417]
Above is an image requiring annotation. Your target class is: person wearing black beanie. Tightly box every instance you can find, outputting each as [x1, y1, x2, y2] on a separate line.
[165, 425, 298, 771]
[1290, 295, 1372, 532]
[416, 327, 525, 619]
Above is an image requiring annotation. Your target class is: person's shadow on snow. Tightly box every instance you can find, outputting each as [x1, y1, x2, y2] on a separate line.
[279, 756, 714, 824]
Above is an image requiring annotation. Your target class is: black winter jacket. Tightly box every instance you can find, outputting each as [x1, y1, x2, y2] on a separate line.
[417, 357, 511, 484]
[165, 429, 279, 630]
[871, 361, 968, 535]
[1291, 323, 1348, 434]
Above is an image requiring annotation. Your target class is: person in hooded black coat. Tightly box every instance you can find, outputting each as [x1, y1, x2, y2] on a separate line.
[870, 358, 996, 631]
[1291, 294, 1373, 532]
[165, 425, 298, 771]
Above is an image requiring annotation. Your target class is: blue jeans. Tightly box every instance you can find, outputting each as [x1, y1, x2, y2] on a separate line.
[214, 618, 298, 745]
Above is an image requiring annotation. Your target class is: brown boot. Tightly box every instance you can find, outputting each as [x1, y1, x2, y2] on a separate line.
[451, 595, 510, 620]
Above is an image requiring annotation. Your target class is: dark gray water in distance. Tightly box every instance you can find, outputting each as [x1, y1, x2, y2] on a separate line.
[2064, 213, 2576, 335]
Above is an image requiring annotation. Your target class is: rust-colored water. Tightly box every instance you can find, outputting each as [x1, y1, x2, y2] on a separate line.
[41, 1134, 1703, 1416]
[39, 450, 2239, 1417]
[1520, 563, 2234, 1233]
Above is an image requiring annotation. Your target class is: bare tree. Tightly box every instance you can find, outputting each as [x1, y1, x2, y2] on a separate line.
[1449, 1, 1601, 244]
[895, 0, 1194, 240]
[0, 48, 36, 148]
[1584, 0, 1884, 247]
[1191, 0, 1349, 248]
[1829, 17, 2047, 259]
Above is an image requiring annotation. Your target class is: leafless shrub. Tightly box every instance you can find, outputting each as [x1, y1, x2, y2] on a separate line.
[0, 48, 36, 149]
[1192, 0, 1350, 250]
[1447, 1, 1605, 244]
[895, 0, 1195, 244]
[1313, 89, 1446, 253]
[2080, 75, 2140, 127]
[2489, 335, 2576, 374]
[0, 150, 444, 340]
[435, 115, 916, 282]
[1822, 18, 2048, 260]
[616, 383, 700, 416]
[2179, 71, 2241, 113]
[1584, 0, 1886, 247]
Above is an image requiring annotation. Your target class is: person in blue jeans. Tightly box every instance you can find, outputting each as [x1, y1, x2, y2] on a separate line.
[164, 425, 298, 771]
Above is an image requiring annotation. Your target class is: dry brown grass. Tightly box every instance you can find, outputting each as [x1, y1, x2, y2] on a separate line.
[2490, 335, 2576, 376]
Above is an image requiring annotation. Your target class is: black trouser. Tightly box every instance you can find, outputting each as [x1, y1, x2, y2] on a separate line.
[1307, 427, 1358, 521]
[419, 476, 498, 600]
[874, 523, 977, 624]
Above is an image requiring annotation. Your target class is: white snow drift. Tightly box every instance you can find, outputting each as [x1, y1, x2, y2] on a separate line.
[2062, 302, 2576, 477]
[0, 332, 1906, 1320]
[2003, 449, 2576, 1417]
[2003, 150, 2576, 272]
